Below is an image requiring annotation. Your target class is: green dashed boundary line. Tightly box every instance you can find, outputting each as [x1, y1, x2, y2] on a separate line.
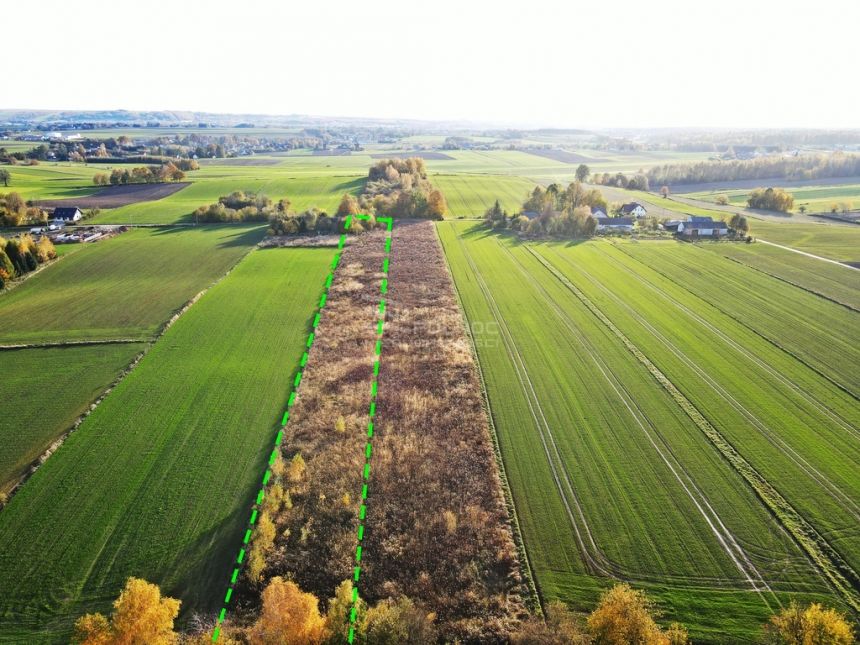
[212, 215, 392, 643]
[347, 215, 392, 643]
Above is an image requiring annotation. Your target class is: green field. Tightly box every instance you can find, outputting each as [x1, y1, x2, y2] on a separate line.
[0, 247, 332, 642]
[0, 343, 145, 496]
[747, 220, 860, 263]
[711, 242, 860, 310]
[685, 183, 860, 214]
[437, 222, 858, 641]
[431, 173, 536, 217]
[0, 225, 264, 343]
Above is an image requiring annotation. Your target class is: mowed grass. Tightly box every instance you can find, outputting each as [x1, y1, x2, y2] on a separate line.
[431, 173, 535, 217]
[436, 222, 833, 641]
[0, 225, 264, 343]
[0, 247, 333, 642]
[0, 343, 145, 496]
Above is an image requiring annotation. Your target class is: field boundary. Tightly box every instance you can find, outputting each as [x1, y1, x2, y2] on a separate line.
[434, 223, 542, 614]
[211, 216, 392, 643]
[717, 253, 859, 314]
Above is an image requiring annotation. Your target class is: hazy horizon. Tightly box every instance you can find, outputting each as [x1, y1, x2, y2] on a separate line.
[7, 0, 860, 129]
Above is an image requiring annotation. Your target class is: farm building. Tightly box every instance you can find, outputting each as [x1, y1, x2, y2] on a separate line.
[522, 211, 540, 220]
[677, 216, 728, 238]
[591, 206, 608, 219]
[598, 217, 634, 232]
[52, 207, 83, 223]
[663, 219, 683, 233]
[620, 202, 647, 218]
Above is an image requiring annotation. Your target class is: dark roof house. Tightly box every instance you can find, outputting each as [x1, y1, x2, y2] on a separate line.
[52, 207, 83, 222]
[620, 202, 647, 216]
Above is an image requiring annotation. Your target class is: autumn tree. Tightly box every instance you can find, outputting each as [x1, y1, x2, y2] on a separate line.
[93, 172, 110, 186]
[575, 164, 590, 183]
[660, 185, 670, 198]
[324, 580, 366, 645]
[336, 193, 361, 217]
[747, 187, 794, 212]
[764, 601, 854, 645]
[248, 577, 328, 645]
[587, 583, 686, 645]
[729, 213, 750, 235]
[715, 195, 729, 205]
[0, 169, 9, 187]
[427, 189, 447, 219]
[72, 577, 180, 645]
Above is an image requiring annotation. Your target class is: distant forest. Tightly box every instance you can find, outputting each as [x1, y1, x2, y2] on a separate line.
[647, 152, 860, 186]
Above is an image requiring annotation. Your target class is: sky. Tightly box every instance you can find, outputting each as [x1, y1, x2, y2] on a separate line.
[6, 0, 860, 129]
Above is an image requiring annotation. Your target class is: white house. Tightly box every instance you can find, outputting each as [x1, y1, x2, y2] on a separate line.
[590, 206, 608, 219]
[677, 216, 728, 238]
[598, 217, 634, 232]
[52, 207, 83, 224]
[620, 202, 647, 218]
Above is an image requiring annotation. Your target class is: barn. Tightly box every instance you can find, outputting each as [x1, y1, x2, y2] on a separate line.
[677, 216, 728, 238]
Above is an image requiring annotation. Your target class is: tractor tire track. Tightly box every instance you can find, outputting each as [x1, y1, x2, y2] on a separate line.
[451, 230, 617, 578]
[499, 243, 777, 604]
[575, 244, 860, 522]
[525, 245, 860, 614]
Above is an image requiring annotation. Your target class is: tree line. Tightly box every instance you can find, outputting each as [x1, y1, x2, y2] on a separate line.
[73, 575, 854, 645]
[268, 193, 377, 235]
[93, 161, 190, 186]
[485, 181, 607, 238]
[591, 171, 650, 191]
[647, 152, 860, 186]
[0, 232, 56, 289]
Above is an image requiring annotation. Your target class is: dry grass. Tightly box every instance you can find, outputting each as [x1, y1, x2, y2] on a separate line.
[238, 222, 526, 641]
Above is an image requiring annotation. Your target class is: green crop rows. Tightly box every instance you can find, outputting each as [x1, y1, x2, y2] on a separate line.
[0, 226, 264, 343]
[437, 222, 858, 642]
[0, 247, 332, 642]
[0, 344, 145, 496]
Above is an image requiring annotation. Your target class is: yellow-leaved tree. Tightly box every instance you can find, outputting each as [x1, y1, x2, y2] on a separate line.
[587, 583, 688, 645]
[73, 577, 180, 645]
[248, 577, 328, 645]
[765, 601, 854, 645]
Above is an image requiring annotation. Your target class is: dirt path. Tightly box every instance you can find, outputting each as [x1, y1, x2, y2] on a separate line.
[757, 239, 860, 270]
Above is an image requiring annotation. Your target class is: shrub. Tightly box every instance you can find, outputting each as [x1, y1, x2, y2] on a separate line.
[764, 601, 854, 645]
